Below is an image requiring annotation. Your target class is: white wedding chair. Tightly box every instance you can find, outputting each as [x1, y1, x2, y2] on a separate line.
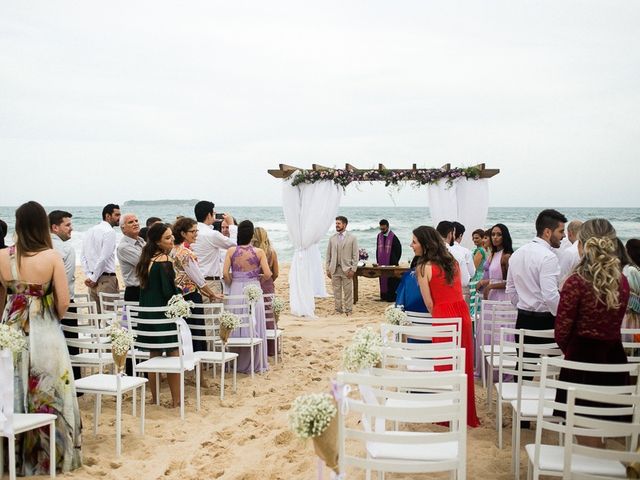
[336, 370, 467, 479]
[98, 291, 124, 314]
[404, 310, 433, 326]
[263, 293, 284, 365]
[187, 302, 238, 400]
[61, 312, 116, 373]
[524, 357, 640, 480]
[562, 388, 640, 480]
[0, 349, 57, 480]
[223, 294, 265, 379]
[381, 320, 461, 349]
[67, 318, 147, 457]
[127, 305, 201, 420]
[621, 328, 640, 363]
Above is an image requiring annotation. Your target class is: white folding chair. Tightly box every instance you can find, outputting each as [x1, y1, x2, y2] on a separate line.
[525, 357, 640, 480]
[263, 293, 284, 365]
[67, 317, 147, 457]
[73, 293, 90, 303]
[621, 328, 640, 363]
[381, 319, 461, 348]
[98, 291, 124, 314]
[563, 388, 640, 480]
[0, 349, 56, 480]
[188, 302, 238, 400]
[478, 299, 517, 400]
[404, 310, 433, 326]
[336, 370, 467, 479]
[127, 305, 201, 420]
[223, 294, 265, 379]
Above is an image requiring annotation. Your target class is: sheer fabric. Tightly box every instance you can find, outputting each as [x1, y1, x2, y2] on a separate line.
[282, 174, 342, 317]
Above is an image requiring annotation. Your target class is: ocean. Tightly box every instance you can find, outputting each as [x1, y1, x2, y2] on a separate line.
[1, 204, 638, 265]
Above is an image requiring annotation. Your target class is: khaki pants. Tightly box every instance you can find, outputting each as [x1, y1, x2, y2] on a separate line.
[89, 275, 119, 312]
[331, 267, 353, 313]
[205, 279, 224, 296]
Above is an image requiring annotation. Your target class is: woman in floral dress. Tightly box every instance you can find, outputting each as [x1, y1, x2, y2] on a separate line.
[0, 201, 82, 475]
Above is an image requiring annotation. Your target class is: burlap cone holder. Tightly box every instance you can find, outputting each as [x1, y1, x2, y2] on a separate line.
[219, 324, 232, 343]
[112, 351, 127, 375]
[312, 409, 340, 474]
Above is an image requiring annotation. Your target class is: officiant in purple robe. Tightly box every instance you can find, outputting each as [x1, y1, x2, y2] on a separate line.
[376, 219, 402, 302]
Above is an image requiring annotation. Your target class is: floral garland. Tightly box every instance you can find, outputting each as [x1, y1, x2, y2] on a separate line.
[290, 166, 482, 188]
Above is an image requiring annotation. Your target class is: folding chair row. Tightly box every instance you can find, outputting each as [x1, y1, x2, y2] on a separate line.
[263, 293, 284, 365]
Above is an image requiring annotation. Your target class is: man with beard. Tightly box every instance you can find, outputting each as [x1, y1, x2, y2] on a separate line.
[376, 219, 402, 302]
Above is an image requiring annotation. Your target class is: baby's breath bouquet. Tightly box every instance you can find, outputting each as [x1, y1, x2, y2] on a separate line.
[343, 327, 383, 372]
[272, 297, 286, 325]
[166, 294, 194, 319]
[384, 305, 410, 326]
[0, 324, 27, 353]
[109, 321, 135, 374]
[219, 311, 241, 343]
[244, 284, 262, 305]
[289, 393, 339, 473]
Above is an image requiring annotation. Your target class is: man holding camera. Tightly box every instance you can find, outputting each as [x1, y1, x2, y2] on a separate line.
[191, 200, 237, 295]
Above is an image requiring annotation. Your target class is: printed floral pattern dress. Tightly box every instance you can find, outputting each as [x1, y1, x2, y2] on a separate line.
[1, 246, 82, 475]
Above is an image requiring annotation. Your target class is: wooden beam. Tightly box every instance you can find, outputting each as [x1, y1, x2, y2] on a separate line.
[267, 163, 300, 179]
[378, 163, 386, 171]
[412, 163, 417, 170]
[479, 168, 500, 178]
[440, 163, 451, 170]
[345, 163, 357, 171]
[312, 164, 331, 171]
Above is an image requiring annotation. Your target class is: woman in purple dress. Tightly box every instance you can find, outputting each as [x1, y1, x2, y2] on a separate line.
[223, 220, 272, 373]
[251, 227, 279, 355]
[475, 223, 513, 301]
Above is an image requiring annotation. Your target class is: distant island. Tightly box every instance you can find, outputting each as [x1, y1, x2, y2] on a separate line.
[123, 199, 199, 206]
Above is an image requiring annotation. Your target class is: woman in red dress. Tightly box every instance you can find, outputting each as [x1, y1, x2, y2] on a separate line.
[412, 225, 480, 427]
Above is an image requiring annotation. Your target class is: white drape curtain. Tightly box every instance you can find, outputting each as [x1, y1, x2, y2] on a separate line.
[427, 178, 490, 249]
[283, 174, 342, 317]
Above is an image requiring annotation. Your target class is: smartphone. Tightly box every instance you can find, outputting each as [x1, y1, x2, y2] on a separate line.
[215, 213, 224, 220]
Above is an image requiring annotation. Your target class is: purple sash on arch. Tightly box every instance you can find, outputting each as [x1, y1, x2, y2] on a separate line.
[377, 231, 395, 294]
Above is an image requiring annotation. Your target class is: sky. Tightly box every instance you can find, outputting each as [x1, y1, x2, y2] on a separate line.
[1, 1, 639, 208]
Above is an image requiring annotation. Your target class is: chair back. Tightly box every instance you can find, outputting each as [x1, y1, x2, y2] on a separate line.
[564, 388, 640, 480]
[99, 291, 125, 314]
[479, 299, 517, 358]
[60, 312, 116, 373]
[223, 294, 256, 339]
[404, 310, 433, 326]
[0, 349, 15, 434]
[185, 302, 225, 348]
[622, 328, 640, 363]
[336, 370, 467, 476]
[263, 293, 274, 317]
[380, 344, 465, 373]
[70, 300, 98, 314]
[380, 322, 460, 347]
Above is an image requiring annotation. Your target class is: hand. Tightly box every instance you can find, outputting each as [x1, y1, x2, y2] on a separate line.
[346, 270, 354, 279]
[222, 213, 234, 225]
[482, 284, 492, 300]
[84, 278, 96, 288]
[207, 293, 223, 302]
[476, 279, 487, 291]
[327, 271, 332, 279]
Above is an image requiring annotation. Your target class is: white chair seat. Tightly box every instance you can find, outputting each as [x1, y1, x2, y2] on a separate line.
[194, 351, 238, 362]
[512, 399, 554, 417]
[367, 432, 458, 461]
[524, 444, 627, 477]
[487, 357, 517, 368]
[12, 413, 57, 434]
[482, 345, 517, 354]
[70, 352, 115, 364]
[135, 356, 198, 372]
[226, 337, 263, 347]
[495, 384, 555, 401]
[75, 373, 147, 393]
[266, 329, 283, 339]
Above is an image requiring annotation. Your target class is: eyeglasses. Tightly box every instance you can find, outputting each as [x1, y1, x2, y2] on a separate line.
[187, 229, 198, 233]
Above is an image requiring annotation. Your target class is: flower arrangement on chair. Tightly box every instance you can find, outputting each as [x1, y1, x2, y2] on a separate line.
[342, 327, 383, 372]
[219, 311, 241, 344]
[272, 297, 286, 325]
[243, 284, 262, 305]
[165, 294, 195, 319]
[289, 392, 339, 474]
[384, 305, 410, 326]
[109, 321, 136, 375]
[0, 324, 27, 354]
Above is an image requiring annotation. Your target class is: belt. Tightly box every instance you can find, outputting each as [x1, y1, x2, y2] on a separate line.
[101, 272, 117, 277]
[205, 276, 221, 281]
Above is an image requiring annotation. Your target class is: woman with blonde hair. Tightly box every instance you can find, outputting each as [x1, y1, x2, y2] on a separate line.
[251, 226, 279, 355]
[554, 218, 630, 426]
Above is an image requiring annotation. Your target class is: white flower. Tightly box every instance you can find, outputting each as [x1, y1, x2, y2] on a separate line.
[166, 294, 194, 319]
[272, 297, 286, 316]
[289, 393, 337, 439]
[0, 324, 27, 353]
[342, 327, 383, 372]
[244, 284, 263, 305]
[384, 305, 410, 326]
[220, 311, 241, 330]
[109, 321, 136, 356]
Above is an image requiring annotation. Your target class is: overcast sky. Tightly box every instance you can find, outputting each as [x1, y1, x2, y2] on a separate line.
[1, 1, 639, 207]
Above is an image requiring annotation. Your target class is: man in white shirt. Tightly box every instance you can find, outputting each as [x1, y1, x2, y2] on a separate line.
[117, 213, 145, 302]
[436, 221, 471, 287]
[81, 203, 121, 311]
[506, 208, 567, 333]
[558, 220, 582, 282]
[190, 200, 237, 295]
[451, 221, 475, 283]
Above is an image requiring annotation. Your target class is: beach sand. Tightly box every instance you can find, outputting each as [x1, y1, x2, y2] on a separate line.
[49, 265, 527, 479]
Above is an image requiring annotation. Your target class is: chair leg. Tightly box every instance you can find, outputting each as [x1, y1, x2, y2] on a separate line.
[50, 421, 56, 477]
[155, 373, 160, 405]
[116, 393, 122, 457]
[233, 359, 237, 392]
[498, 398, 503, 449]
[274, 338, 278, 365]
[140, 384, 146, 435]
[250, 345, 255, 380]
[486, 360, 493, 407]
[93, 394, 100, 435]
[180, 371, 185, 420]
[196, 364, 201, 412]
[9, 434, 16, 480]
[132, 387, 137, 417]
[220, 362, 225, 400]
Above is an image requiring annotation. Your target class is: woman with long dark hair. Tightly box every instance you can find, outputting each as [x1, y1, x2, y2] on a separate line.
[0, 201, 82, 474]
[412, 225, 480, 427]
[475, 223, 513, 301]
[135, 222, 181, 407]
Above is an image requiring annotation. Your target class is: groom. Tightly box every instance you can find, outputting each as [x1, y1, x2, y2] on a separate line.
[376, 219, 402, 302]
[326, 216, 359, 315]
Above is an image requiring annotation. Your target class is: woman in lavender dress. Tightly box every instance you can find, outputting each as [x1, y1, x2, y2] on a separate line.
[475, 223, 513, 301]
[251, 227, 279, 356]
[223, 220, 272, 374]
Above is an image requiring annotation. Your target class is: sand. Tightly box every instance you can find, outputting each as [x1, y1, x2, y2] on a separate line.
[46, 265, 528, 479]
